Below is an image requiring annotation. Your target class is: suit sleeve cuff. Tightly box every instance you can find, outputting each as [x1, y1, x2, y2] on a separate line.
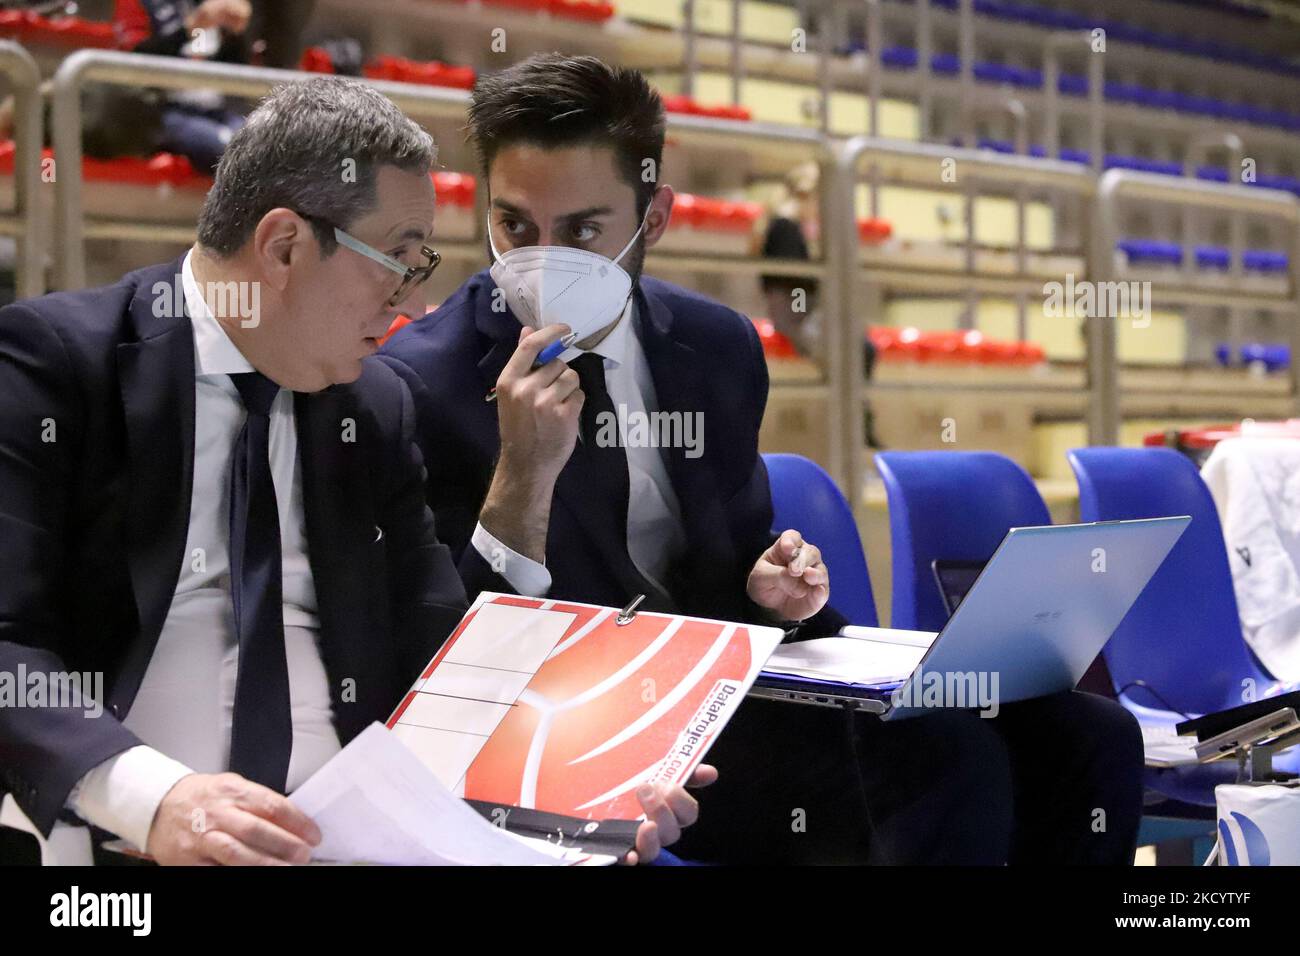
[66, 745, 195, 852]
[471, 522, 552, 597]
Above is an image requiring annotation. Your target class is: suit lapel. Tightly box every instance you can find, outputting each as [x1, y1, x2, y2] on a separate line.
[634, 285, 736, 591]
[113, 261, 197, 708]
[634, 285, 714, 537]
[295, 387, 377, 683]
[474, 278, 522, 401]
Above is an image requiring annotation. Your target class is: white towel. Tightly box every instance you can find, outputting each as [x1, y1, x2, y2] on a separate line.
[1202, 437, 1300, 682]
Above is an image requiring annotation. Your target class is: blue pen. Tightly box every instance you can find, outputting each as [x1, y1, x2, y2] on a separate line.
[535, 331, 579, 367]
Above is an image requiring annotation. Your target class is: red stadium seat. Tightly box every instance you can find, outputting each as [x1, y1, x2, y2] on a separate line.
[670, 192, 762, 233]
[857, 217, 893, 243]
[751, 317, 800, 359]
[432, 171, 476, 208]
[0, 141, 213, 190]
[868, 326, 1044, 366]
[363, 56, 476, 90]
[661, 95, 752, 121]
[0, 11, 117, 49]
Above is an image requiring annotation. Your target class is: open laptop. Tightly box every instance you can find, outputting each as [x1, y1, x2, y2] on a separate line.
[750, 516, 1190, 720]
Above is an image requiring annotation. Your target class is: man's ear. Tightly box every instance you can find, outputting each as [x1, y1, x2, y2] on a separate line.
[251, 208, 314, 292]
[641, 185, 675, 249]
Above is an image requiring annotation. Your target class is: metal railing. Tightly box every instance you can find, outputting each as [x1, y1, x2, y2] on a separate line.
[827, 135, 1097, 512]
[50, 50, 474, 290]
[0, 41, 42, 299]
[1042, 30, 1104, 175]
[1088, 168, 1300, 445]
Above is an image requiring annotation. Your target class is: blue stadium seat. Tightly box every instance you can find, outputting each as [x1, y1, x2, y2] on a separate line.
[1213, 343, 1291, 370]
[1119, 241, 1288, 273]
[874, 451, 1049, 632]
[764, 453, 879, 627]
[1195, 246, 1231, 269]
[1067, 447, 1300, 805]
[1240, 343, 1291, 371]
[1243, 249, 1289, 273]
[887, 0, 1298, 78]
[1118, 238, 1183, 266]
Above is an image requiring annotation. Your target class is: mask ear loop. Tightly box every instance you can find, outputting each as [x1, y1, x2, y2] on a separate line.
[486, 191, 507, 263]
[611, 193, 656, 265]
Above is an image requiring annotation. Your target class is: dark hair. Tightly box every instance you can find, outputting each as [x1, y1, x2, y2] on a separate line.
[467, 53, 665, 216]
[197, 77, 437, 257]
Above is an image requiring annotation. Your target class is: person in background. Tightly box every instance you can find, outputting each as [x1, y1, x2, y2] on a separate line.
[757, 161, 881, 446]
[114, 0, 252, 172]
[757, 161, 822, 360]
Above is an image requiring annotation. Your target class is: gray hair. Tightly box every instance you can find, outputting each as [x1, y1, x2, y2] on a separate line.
[196, 77, 437, 256]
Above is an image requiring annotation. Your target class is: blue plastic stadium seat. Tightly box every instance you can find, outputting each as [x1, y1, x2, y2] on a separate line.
[1067, 447, 1300, 805]
[1195, 246, 1231, 269]
[885, 0, 1300, 80]
[1118, 238, 1183, 266]
[875, 451, 1049, 632]
[1243, 250, 1289, 273]
[973, 62, 1012, 84]
[1255, 174, 1300, 194]
[975, 138, 1016, 154]
[1105, 155, 1183, 176]
[763, 453, 879, 627]
[1103, 80, 1143, 104]
[881, 45, 918, 69]
[1118, 242, 1287, 273]
[1056, 73, 1089, 96]
[1240, 343, 1291, 371]
[929, 52, 959, 75]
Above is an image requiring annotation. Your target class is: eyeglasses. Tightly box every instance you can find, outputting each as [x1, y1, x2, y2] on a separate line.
[299, 212, 441, 308]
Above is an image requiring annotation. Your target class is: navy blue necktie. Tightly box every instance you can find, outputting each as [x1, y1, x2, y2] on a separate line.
[227, 371, 292, 792]
[569, 353, 673, 611]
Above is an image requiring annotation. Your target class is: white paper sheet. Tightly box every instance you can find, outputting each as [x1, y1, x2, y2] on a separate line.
[397, 602, 577, 790]
[290, 723, 607, 865]
[763, 627, 938, 687]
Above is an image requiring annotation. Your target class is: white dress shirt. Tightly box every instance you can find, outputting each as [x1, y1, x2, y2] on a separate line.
[474, 298, 689, 600]
[66, 251, 341, 852]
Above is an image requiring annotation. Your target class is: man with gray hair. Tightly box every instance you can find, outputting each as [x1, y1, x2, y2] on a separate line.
[0, 77, 709, 865]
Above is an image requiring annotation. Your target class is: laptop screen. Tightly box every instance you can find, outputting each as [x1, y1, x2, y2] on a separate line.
[931, 559, 988, 618]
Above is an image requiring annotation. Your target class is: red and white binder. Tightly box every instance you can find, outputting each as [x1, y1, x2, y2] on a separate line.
[387, 592, 784, 821]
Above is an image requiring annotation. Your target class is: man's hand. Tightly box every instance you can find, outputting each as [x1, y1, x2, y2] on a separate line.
[746, 529, 830, 623]
[145, 772, 321, 865]
[478, 324, 583, 563]
[494, 324, 584, 478]
[624, 764, 717, 865]
[188, 0, 252, 33]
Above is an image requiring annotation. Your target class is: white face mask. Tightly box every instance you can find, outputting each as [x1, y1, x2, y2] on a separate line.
[488, 202, 651, 341]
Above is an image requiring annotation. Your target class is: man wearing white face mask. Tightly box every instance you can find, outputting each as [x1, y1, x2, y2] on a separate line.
[381, 54, 1146, 866]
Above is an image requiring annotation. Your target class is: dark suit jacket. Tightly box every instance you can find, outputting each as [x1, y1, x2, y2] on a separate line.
[0, 259, 467, 837]
[381, 269, 846, 633]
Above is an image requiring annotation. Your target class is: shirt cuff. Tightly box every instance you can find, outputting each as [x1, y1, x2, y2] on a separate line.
[66, 745, 195, 853]
[471, 522, 552, 597]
